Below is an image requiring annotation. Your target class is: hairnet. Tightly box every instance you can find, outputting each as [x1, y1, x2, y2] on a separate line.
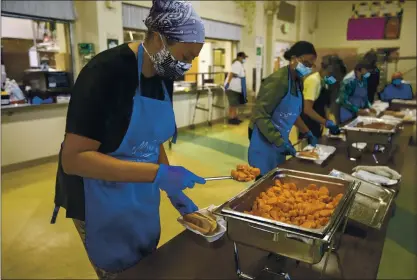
[144, 0, 205, 44]
[283, 41, 317, 60]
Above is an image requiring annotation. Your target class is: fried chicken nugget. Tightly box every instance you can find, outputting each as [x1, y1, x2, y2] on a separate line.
[307, 184, 318, 191]
[300, 221, 317, 229]
[318, 186, 330, 196]
[318, 217, 329, 226]
[334, 193, 344, 201]
[266, 197, 278, 205]
[319, 209, 333, 217]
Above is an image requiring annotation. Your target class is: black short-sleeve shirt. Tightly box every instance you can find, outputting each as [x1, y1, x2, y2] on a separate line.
[54, 43, 174, 221]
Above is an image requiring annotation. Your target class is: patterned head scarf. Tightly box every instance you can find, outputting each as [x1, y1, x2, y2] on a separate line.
[144, 0, 205, 44]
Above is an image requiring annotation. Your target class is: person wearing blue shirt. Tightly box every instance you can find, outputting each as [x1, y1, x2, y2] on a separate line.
[380, 72, 414, 102]
[336, 61, 376, 123]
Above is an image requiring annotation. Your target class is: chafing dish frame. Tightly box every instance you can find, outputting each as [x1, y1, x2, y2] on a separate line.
[390, 99, 417, 111]
[329, 169, 396, 230]
[214, 168, 360, 279]
[215, 168, 360, 264]
[342, 116, 403, 162]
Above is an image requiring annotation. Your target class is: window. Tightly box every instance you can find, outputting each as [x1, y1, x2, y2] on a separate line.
[1, 16, 73, 84]
[123, 29, 146, 43]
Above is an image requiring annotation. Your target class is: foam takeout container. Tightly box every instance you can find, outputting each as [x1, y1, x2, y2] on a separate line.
[177, 205, 226, 243]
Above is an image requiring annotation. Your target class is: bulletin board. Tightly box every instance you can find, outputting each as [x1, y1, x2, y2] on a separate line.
[347, 1, 404, 40]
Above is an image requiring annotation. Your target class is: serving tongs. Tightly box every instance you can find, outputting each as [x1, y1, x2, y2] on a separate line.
[205, 176, 233, 181]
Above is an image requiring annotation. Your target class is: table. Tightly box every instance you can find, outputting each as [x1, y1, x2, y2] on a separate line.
[118, 125, 413, 280]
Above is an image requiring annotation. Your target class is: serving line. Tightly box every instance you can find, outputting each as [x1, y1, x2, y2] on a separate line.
[117, 125, 412, 280]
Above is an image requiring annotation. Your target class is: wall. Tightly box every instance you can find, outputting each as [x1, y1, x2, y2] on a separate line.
[1, 17, 35, 39]
[122, 1, 244, 25]
[314, 1, 416, 84]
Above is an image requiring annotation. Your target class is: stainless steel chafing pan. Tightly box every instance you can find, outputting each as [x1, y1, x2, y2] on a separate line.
[329, 169, 395, 230]
[342, 116, 402, 145]
[214, 168, 360, 264]
[390, 99, 417, 111]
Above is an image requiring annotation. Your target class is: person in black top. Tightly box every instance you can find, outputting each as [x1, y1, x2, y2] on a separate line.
[53, 0, 206, 278]
[364, 49, 380, 104]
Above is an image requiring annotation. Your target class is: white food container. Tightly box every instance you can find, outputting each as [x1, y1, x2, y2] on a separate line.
[296, 144, 336, 165]
[177, 205, 227, 243]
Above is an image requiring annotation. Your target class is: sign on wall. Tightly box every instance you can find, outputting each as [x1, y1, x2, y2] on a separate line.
[348, 0, 404, 40]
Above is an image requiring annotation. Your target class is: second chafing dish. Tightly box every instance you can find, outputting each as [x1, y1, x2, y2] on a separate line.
[342, 116, 402, 144]
[329, 169, 396, 229]
[214, 168, 360, 264]
[390, 99, 417, 111]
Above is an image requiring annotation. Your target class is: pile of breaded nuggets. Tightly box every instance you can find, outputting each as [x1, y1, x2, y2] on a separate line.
[231, 164, 261, 182]
[246, 179, 344, 229]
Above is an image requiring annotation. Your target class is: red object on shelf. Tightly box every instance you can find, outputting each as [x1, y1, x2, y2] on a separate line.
[347, 17, 386, 40]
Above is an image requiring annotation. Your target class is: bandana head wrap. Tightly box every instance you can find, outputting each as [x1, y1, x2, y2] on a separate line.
[144, 0, 205, 44]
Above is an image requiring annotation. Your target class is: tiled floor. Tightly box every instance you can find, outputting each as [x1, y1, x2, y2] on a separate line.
[1, 120, 416, 279]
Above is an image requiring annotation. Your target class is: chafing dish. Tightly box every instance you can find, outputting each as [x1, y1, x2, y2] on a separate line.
[214, 168, 360, 266]
[329, 170, 395, 230]
[342, 116, 402, 145]
[390, 99, 417, 111]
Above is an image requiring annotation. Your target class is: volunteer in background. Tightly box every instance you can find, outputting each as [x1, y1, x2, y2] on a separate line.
[300, 55, 347, 138]
[337, 61, 375, 123]
[224, 52, 248, 125]
[248, 41, 318, 176]
[52, 0, 206, 278]
[364, 49, 380, 104]
[379, 72, 414, 102]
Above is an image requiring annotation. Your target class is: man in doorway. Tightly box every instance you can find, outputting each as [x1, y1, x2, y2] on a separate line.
[224, 52, 248, 125]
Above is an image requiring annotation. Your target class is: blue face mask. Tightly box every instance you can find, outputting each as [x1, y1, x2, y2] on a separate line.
[392, 78, 402, 85]
[324, 76, 337, 85]
[295, 62, 312, 78]
[363, 72, 371, 79]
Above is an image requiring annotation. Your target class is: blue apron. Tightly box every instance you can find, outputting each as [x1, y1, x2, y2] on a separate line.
[380, 83, 413, 102]
[53, 44, 177, 273]
[240, 77, 248, 104]
[248, 69, 302, 175]
[340, 80, 368, 123]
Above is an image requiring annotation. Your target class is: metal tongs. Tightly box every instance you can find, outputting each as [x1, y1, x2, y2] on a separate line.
[205, 176, 233, 181]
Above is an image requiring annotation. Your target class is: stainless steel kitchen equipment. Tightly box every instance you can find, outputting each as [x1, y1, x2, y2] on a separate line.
[342, 116, 403, 163]
[329, 169, 396, 230]
[214, 168, 360, 279]
[205, 176, 233, 181]
[390, 99, 417, 111]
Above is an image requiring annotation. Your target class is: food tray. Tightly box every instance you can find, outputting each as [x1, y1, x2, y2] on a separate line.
[216, 168, 358, 236]
[343, 116, 401, 134]
[214, 168, 360, 264]
[296, 144, 336, 164]
[329, 170, 395, 230]
[177, 205, 226, 243]
[342, 116, 402, 145]
[390, 99, 417, 111]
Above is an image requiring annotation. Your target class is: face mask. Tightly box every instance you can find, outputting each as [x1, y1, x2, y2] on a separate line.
[295, 61, 312, 78]
[242, 59, 246, 64]
[363, 72, 371, 79]
[324, 76, 337, 85]
[392, 78, 402, 85]
[143, 34, 192, 80]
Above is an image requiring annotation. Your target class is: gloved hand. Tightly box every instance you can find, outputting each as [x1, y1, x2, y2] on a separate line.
[168, 191, 198, 216]
[279, 141, 297, 157]
[305, 131, 318, 147]
[224, 83, 230, 90]
[325, 120, 341, 135]
[155, 164, 206, 196]
[352, 165, 401, 180]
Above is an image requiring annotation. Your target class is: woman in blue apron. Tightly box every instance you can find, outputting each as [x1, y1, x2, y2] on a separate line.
[52, 1, 206, 278]
[380, 72, 414, 102]
[248, 41, 318, 176]
[337, 61, 374, 123]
